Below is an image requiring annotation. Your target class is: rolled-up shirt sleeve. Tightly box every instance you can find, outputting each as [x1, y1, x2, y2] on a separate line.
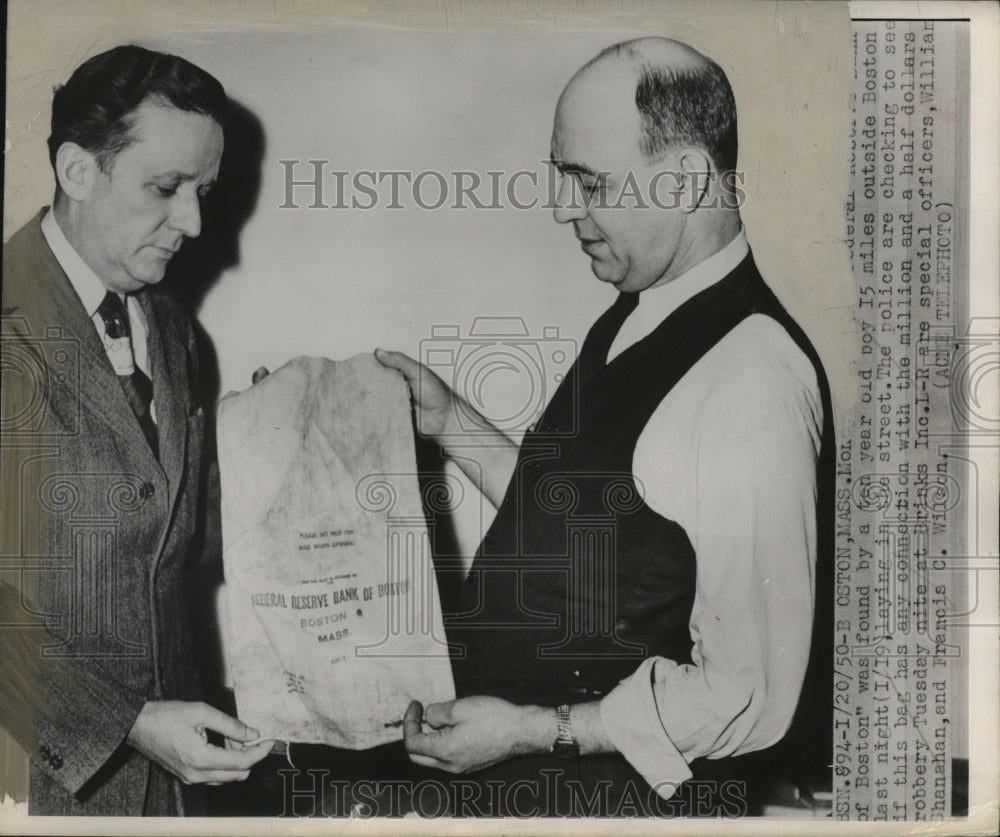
[600, 318, 824, 798]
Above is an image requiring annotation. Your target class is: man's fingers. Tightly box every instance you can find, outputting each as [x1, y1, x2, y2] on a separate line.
[195, 703, 260, 743]
[194, 768, 252, 784]
[402, 700, 424, 742]
[407, 752, 447, 771]
[374, 349, 420, 382]
[403, 700, 442, 759]
[192, 739, 273, 772]
[225, 735, 274, 752]
[252, 366, 270, 385]
[424, 701, 455, 729]
[231, 739, 275, 766]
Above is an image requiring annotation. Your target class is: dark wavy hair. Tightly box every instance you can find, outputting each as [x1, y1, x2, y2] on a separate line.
[47, 44, 227, 175]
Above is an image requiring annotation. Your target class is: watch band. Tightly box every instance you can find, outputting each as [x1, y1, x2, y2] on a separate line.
[556, 704, 573, 742]
[552, 704, 580, 759]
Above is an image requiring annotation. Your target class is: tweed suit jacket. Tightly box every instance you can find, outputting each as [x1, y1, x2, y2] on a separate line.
[1, 209, 208, 815]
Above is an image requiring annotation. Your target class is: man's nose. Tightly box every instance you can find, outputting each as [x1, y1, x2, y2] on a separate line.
[552, 175, 588, 225]
[168, 191, 202, 239]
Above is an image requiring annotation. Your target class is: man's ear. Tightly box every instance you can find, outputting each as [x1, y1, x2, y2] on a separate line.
[676, 148, 714, 214]
[54, 142, 98, 203]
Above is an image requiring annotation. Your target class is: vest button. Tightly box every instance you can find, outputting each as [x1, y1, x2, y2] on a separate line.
[139, 481, 156, 500]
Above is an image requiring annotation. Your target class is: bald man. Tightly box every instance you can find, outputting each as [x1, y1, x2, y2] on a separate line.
[377, 36, 832, 817]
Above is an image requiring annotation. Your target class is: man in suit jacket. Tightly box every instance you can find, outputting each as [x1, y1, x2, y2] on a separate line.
[377, 36, 833, 816]
[0, 44, 271, 816]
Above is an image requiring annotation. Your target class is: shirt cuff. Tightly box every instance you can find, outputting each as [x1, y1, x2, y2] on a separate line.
[599, 658, 692, 799]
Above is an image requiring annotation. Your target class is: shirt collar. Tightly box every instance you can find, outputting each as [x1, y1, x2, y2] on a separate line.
[40, 205, 115, 317]
[605, 228, 750, 363]
[636, 228, 749, 321]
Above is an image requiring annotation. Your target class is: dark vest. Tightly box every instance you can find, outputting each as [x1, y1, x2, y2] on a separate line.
[447, 254, 833, 718]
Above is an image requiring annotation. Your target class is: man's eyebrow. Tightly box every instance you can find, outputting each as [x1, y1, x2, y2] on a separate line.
[150, 172, 218, 191]
[151, 171, 204, 183]
[548, 158, 602, 178]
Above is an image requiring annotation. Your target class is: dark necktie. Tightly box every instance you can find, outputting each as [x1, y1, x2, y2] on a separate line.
[611, 290, 640, 324]
[96, 292, 159, 458]
[577, 290, 640, 381]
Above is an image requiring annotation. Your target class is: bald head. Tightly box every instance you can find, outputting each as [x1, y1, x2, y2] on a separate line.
[585, 36, 709, 75]
[562, 37, 738, 175]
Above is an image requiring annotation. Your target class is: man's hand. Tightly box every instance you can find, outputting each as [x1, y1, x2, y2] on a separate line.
[375, 349, 519, 506]
[374, 349, 459, 441]
[402, 696, 554, 773]
[126, 701, 273, 785]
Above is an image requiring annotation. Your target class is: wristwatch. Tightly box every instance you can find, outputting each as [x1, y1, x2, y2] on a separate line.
[552, 704, 580, 759]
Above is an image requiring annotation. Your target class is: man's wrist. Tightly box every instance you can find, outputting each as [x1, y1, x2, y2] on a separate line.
[439, 395, 494, 443]
[513, 702, 615, 757]
[517, 705, 559, 755]
[125, 701, 152, 747]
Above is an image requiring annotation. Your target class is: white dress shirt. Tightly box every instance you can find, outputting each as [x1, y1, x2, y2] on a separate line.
[598, 231, 824, 797]
[40, 207, 155, 420]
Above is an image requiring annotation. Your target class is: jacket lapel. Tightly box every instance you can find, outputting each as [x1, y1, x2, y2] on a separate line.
[20, 215, 162, 464]
[139, 290, 187, 516]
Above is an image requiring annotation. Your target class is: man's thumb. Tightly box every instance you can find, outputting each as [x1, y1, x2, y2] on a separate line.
[375, 348, 417, 379]
[200, 705, 260, 742]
